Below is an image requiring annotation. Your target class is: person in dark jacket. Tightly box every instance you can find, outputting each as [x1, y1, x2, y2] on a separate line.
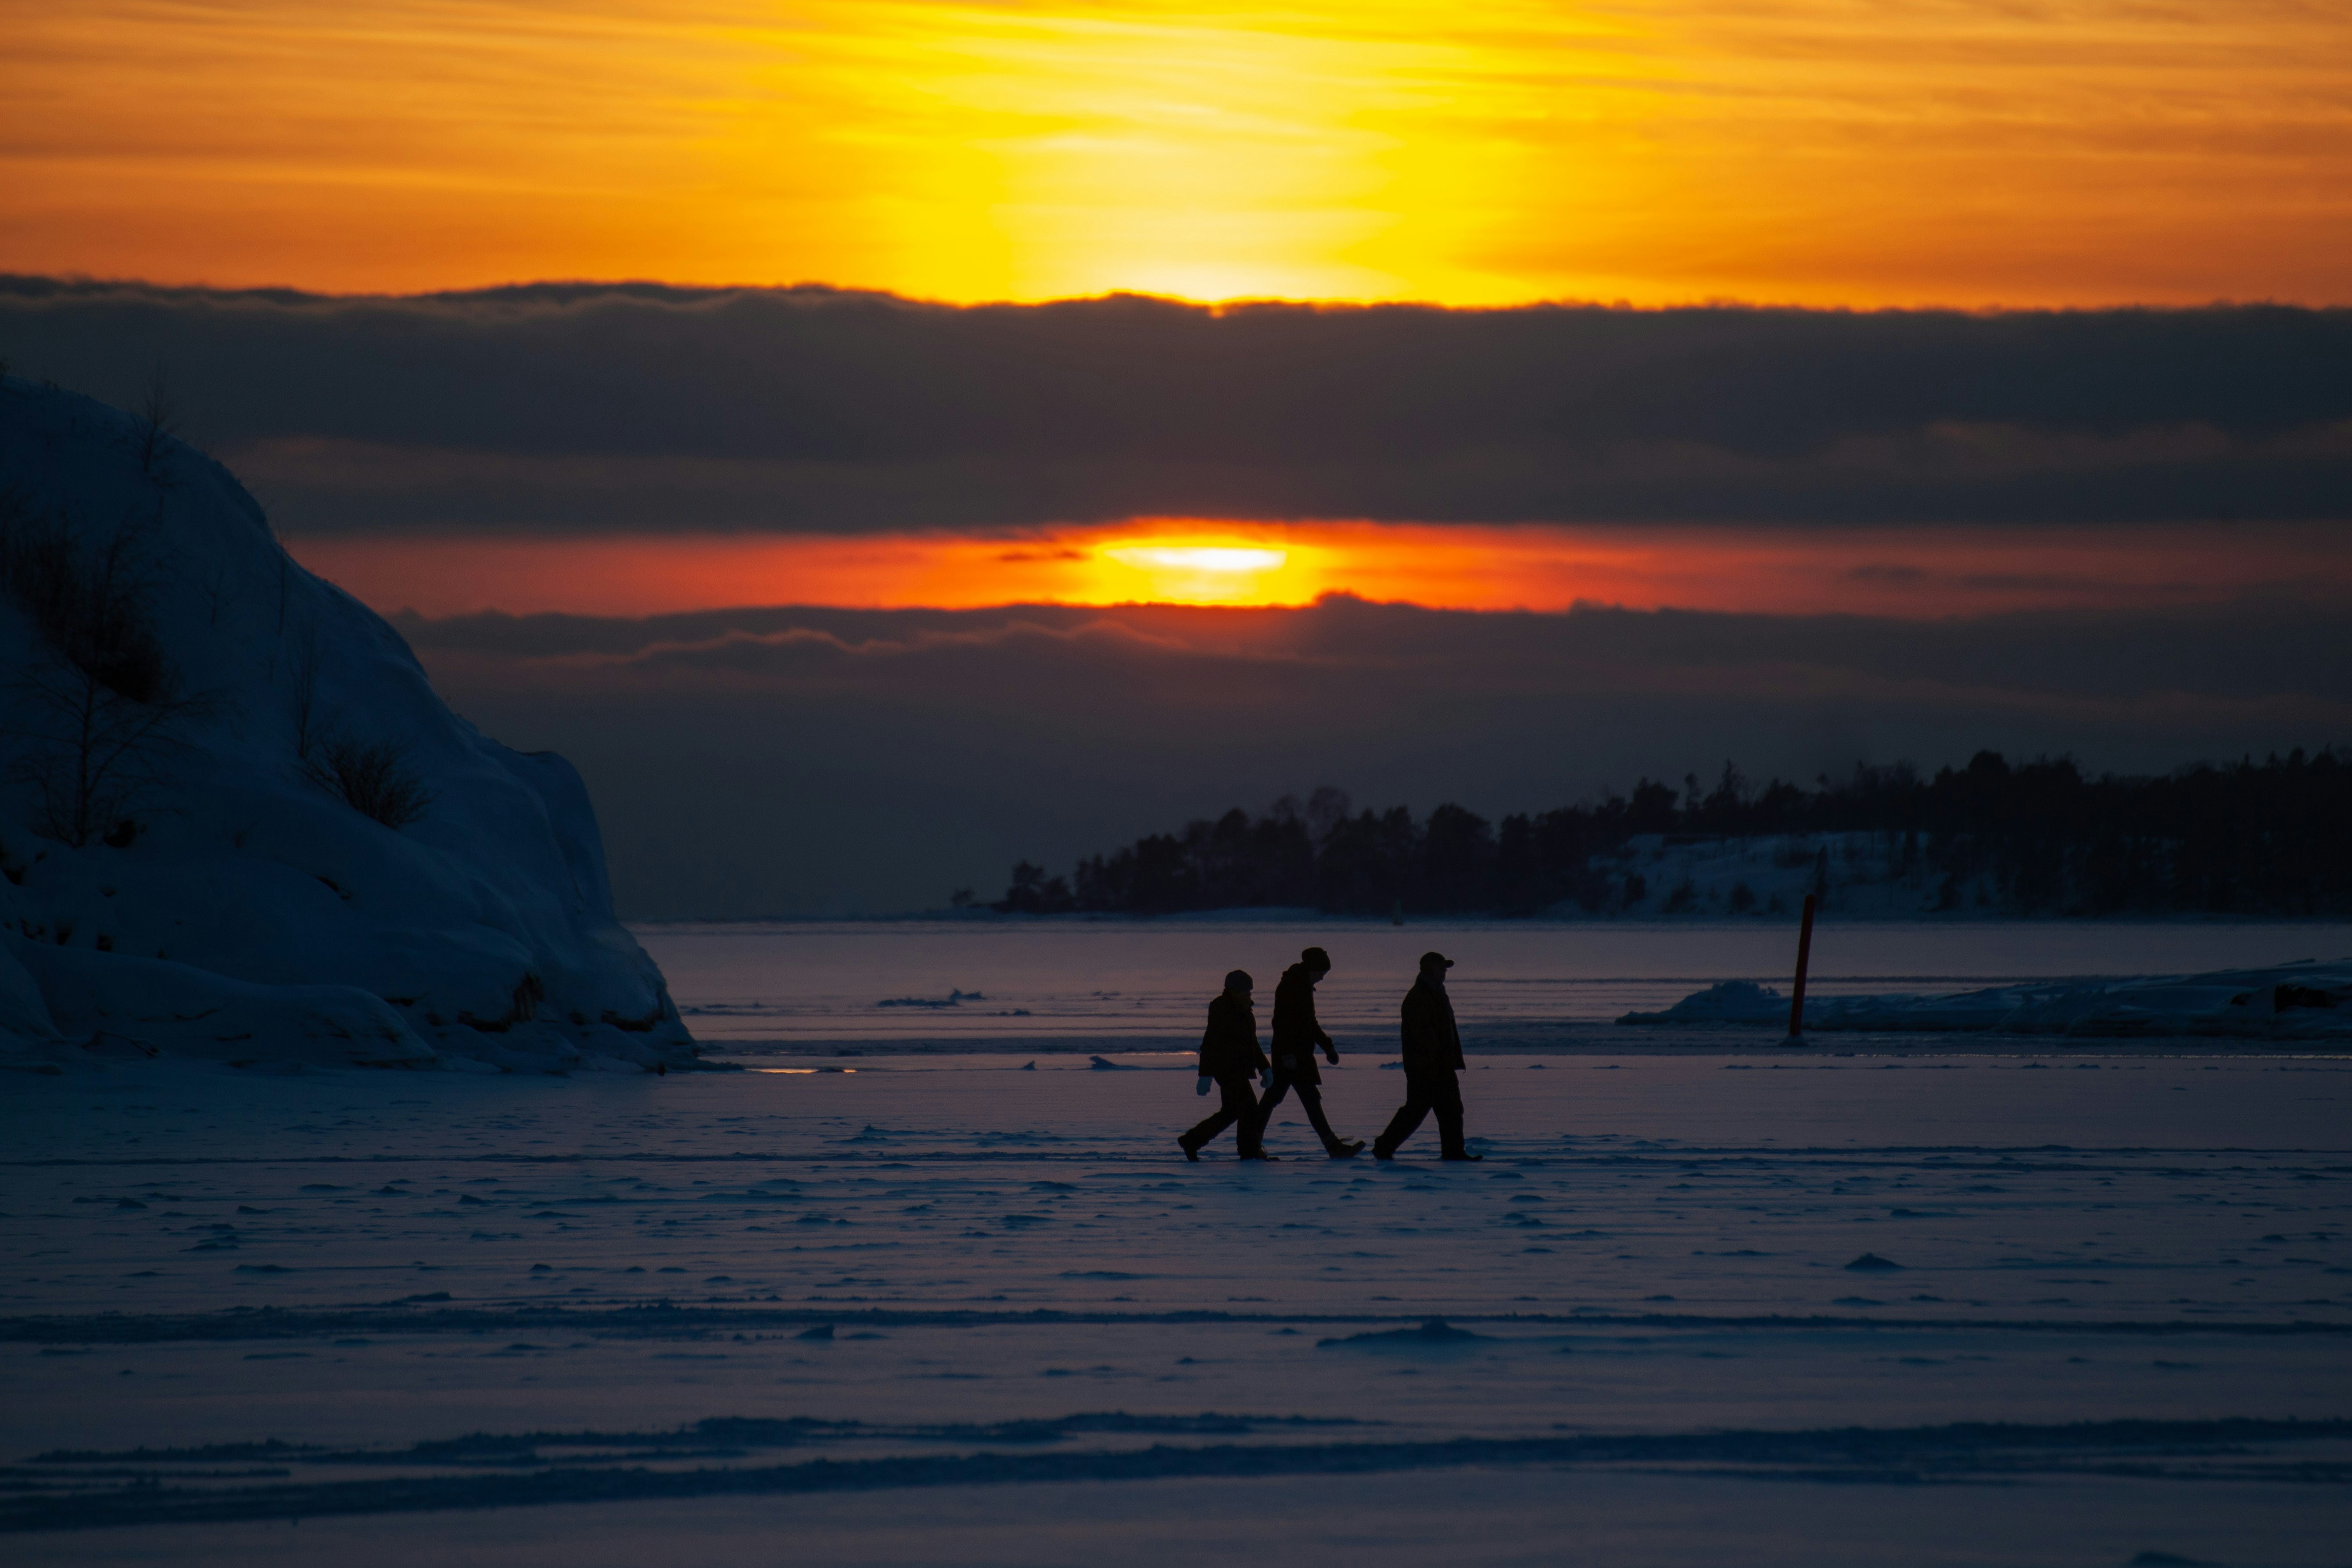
[1179, 969, 1275, 1161]
[1257, 946, 1365, 1158]
[1371, 951, 1480, 1161]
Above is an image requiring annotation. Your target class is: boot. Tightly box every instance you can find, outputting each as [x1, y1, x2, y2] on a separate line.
[1327, 1140, 1366, 1159]
[1178, 1136, 1200, 1162]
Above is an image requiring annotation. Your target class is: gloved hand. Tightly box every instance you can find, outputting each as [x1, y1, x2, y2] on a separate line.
[1259, 1069, 1273, 1089]
[1324, 1046, 1341, 1066]
[1195, 1075, 1212, 1097]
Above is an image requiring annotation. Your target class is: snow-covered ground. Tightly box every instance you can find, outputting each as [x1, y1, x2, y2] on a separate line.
[7, 1047, 2350, 1564]
[0, 377, 693, 1074]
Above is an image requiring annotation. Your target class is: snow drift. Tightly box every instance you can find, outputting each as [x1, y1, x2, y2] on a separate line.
[1621, 959, 2352, 1039]
[0, 377, 698, 1073]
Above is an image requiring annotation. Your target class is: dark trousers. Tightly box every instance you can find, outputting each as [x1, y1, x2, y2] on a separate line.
[1258, 1073, 1348, 1152]
[1184, 1075, 1264, 1156]
[1374, 1068, 1466, 1157]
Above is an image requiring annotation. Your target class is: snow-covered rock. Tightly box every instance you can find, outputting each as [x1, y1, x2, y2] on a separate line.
[1621, 958, 2352, 1039]
[0, 377, 699, 1073]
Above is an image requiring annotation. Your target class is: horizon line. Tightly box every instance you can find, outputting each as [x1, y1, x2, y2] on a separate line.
[6, 271, 2341, 319]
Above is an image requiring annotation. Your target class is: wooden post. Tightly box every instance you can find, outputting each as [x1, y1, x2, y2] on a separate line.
[1785, 893, 1817, 1044]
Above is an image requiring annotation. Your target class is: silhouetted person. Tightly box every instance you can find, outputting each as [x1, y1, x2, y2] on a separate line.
[1257, 946, 1364, 1159]
[1179, 969, 1274, 1161]
[1372, 951, 1480, 1162]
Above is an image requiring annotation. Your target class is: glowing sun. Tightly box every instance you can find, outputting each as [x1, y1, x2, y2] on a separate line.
[1095, 542, 1294, 603]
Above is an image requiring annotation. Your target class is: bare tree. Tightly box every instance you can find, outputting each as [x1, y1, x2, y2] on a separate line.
[301, 735, 435, 830]
[199, 551, 234, 627]
[283, 610, 436, 831]
[129, 370, 179, 484]
[12, 647, 198, 847]
[0, 499, 212, 846]
[287, 614, 325, 758]
[276, 536, 291, 633]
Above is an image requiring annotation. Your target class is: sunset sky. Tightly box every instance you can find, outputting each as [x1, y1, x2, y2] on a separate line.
[7, 2, 2349, 309]
[7, 4, 2350, 910]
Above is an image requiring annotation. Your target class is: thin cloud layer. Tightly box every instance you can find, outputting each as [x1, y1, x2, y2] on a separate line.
[402, 597, 2352, 916]
[4, 277, 2348, 535]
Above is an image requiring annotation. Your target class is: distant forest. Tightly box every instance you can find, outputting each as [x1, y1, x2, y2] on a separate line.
[961, 750, 2352, 919]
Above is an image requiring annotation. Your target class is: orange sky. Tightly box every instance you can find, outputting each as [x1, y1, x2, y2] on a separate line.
[290, 520, 2352, 621]
[7, 2, 2350, 307]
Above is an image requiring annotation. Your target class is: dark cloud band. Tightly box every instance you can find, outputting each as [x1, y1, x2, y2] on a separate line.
[4, 276, 2348, 535]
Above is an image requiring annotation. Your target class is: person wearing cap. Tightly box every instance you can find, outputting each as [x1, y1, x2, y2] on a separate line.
[1258, 946, 1366, 1159]
[1371, 951, 1481, 1162]
[1179, 968, 1275, 1161]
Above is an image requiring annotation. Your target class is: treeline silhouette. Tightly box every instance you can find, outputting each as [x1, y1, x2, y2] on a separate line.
[974, 750, 2352, 918]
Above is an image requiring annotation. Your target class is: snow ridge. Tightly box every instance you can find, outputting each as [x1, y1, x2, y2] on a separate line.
[1622, 959, 2352, 1038]
[9, 1415, 2347, 1532]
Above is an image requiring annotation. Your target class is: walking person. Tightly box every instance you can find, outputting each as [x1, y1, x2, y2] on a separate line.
[1372, 951, 1481, 1162]
[1257, 946, 1365, 1159]
[1179, 969, 1275, 1161]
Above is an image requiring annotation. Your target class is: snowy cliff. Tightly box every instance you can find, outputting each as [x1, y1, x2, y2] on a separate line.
[0, 377, 699, 1073]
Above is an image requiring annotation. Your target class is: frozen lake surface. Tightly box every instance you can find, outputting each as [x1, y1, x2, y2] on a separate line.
[640, 918, 2352, 1050]
[7, 1033, 2352, 1565]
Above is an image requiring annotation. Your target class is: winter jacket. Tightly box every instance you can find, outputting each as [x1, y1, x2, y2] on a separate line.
[1399, 976, 1464, 1076]
[1198, 991, 1269, 1083]
[1270, 962, 1336, 1084]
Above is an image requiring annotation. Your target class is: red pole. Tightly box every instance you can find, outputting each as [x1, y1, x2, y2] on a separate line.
[1786, 892, 1817, 1042]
